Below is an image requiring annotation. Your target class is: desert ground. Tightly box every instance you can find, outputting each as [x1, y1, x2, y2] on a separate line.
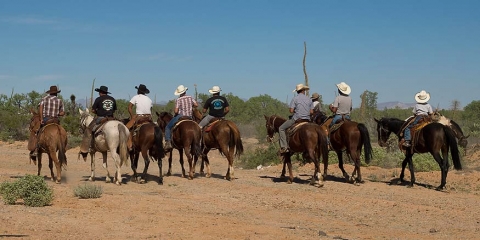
[1, 139, 480, 240]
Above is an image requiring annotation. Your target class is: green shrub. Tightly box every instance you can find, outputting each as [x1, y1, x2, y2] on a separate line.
[238, 144, 282, 169]
[74, 184, 103, 199]
[0, 175, 53, 207]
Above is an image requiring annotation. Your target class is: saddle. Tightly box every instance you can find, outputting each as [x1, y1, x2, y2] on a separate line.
[92, 116, 116, 136]
[286, 121, 310, 139]
[172, 118, 196, 132]
[204, 118, 223, 132]
[399, 115, 432, 151]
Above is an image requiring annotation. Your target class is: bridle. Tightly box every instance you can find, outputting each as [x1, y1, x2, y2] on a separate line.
[79, 113, 91, 134]
[377, 120, 391, 144]
[29, 115, 40, 133]
[266, 116, 278, 142]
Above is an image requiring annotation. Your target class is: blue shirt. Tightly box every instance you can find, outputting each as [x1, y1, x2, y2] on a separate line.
[289, 93, 312, 120]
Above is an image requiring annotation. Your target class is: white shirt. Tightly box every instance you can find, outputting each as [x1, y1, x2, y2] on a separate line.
[130, 94, 152, 114]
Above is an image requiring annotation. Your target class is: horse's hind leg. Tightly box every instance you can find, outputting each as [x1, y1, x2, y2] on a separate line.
[434, 150, 449, 190]
[140, 148, 150, 183]
[49, 151, 62, 184]
[178, 149, 187, 178]
[101, 152, 112, 183]
[200, 149, 211, 178]
[336, 151, 350, 182]
[48, 154, 55, 182]
[110, 149, 123, 185]
[36, 152, 43, 177]
[166, 151, 173, 176]
[184, 146, 195, 180]
[285, 154, 294, 184]
[156, 155, 163, 185]
[89, 153, 96, 181]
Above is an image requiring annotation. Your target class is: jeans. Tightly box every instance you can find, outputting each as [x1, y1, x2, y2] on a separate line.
[404, 115, 423, 141]
[199, 115, 217, 128]
[329, 114, 350, 127]
[165, 114, 183, 141]
[279, 118, 295, 149]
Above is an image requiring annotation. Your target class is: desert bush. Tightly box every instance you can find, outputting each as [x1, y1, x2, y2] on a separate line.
[238, 144, 282, 169]
[0, 175, 53, 207]
[74, 184, 103, 199]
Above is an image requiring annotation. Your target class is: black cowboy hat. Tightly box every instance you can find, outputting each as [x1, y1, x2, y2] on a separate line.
[95, 85, 111, 94]
[46, 85, 61, 94]
[135, 84, 150, 94]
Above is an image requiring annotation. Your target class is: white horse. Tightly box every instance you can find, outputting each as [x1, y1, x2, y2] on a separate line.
[78, 108, 129, 185]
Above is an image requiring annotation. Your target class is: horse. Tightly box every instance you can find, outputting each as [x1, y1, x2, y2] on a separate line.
[156, 111, 202, 180]
[27, 109, 68, 184]
[124, 116, 165, 184]
[374, 117, 462, 190]
[264, 115, 329, 186]
[434, 115, 469, 155]
[191, 109, 244, 180]
[78, 109, 129, 185]
[312, 113, 373, 185]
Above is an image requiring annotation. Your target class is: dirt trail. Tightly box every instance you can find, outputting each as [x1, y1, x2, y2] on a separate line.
[1, 141, 480, 239]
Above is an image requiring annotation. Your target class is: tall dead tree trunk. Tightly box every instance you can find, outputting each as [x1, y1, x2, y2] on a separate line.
[303, 41, 309, 96]
[90, 78, 96, 109]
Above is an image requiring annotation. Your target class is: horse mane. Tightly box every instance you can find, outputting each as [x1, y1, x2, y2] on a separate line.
[449, 119, 464, 135]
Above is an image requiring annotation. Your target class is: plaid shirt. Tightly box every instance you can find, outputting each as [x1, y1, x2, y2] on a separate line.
[175, 95, 196, 117]
[41, 95, 64, 118]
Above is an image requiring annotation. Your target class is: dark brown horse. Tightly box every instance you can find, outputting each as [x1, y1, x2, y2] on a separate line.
[435, 114, 469, 155]
[192, 109, 244, 180]
[27, 109, 68, 183]
[125, 118, 165, 184]
[264, 115, 329, 186]
[156, 111, 202, 180]
[312, 113, 373, 185]
[374, 117, 462, 190]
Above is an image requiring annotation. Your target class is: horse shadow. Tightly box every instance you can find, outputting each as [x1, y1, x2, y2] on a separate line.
[385, 178, 437, 190]
[259, 175, 312, 185]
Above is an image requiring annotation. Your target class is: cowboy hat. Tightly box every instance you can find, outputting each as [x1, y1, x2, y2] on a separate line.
[311, 92, 320, 99]
[292, 83, 310, 92]
[174, 85, 188, 95]
[135, 84, 150, 94]
[336, 82, 351, 95]
[95, 85, 111, 94]
[46, 85, 61, 94]
[414, 90, 430, 103]
[209, 86, 221, 94]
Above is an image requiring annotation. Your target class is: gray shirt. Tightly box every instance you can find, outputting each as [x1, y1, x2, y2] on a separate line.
[413, 103, 433, 115]
[332, 95, 352, 115]
[289, 93, 313, 120]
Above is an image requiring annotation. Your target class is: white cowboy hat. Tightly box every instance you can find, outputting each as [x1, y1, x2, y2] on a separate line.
[336, 82, 351, 95]
[414, 90, 430, 103]
[209, 86, 221, 94]
[292, 83, 310, 92]
[174, 85, 188, 95]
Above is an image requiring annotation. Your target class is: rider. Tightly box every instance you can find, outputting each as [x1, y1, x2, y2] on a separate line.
[81, 85, 117, 153]
[198, 86, 229, 128]
[278, 83, 313, 154]
[329, 82, 352, 127]
[30, 85, 65, 158]
[402, 90, 433, 147]
[164, 85, 198, 151]
[125, 84, 153, 151]
[310, 92, 323, 121]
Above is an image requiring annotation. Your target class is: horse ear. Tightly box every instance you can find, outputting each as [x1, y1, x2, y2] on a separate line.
[465, 134, 470, 139]
[155, 112, 160, 117]
[79, 108, 84, 115]
[264, 115, 269, 120]
[85, 108, 90, 114]
[374, 118, 379, 123]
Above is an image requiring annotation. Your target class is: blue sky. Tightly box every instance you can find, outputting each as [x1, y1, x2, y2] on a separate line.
[1, 0, 479, 109]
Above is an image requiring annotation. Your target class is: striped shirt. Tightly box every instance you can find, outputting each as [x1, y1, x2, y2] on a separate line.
[175, 95, 197, 117]
[41, 95, 64, 118]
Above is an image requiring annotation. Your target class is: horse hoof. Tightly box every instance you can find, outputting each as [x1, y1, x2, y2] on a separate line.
[317, 181, 324, 188]
[139, 179, 146, 184]
[55, 180, 61, 184]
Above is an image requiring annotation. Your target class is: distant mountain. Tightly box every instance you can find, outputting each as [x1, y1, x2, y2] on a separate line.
[377, 101, 416, 110]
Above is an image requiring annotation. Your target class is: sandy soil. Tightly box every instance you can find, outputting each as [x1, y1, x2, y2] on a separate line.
[1, 140, 480, 240]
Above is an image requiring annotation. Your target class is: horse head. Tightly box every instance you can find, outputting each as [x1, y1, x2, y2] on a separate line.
[374, 118, 393, 147]
[264, 115, 282, 143]
[78, 108, 94, 133]
[29, 108, 41, 134]
[155, 111, 172, 130]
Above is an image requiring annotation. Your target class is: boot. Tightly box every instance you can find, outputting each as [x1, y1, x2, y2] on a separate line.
[164, 140, 173, 151]
[403, 140, 411, 147]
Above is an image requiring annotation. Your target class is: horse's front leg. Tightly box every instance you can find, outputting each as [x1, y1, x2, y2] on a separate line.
[156, 154, 163, 185]
[130, 151, 140, 182]
[406, 153, 415, 187]
[101, 152, 112, 183]
[89, 152, 96, 181]
[36, 151, 43, 177]
[284, 154, 294, 184]
[399, 155, 409, 183]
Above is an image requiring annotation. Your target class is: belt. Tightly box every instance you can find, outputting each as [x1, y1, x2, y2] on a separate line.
[137, 114, 151, 116]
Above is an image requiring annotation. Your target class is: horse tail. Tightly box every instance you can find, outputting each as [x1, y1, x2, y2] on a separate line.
[316, 126, 329, 166]
[357, 123, 373, 164]
[192, 126, 203, 158]
[227, 121, 243, 157]
[154, 125, 166, 159]
[118, 123, 129, 167]
[57, 126, 68, 167]
[444, 126, 462, 170]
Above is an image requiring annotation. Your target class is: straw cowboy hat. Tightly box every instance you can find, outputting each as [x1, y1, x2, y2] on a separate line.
[135, 84, 150, 94]
[311, 92, 320, 99]
[46, 85, 61, 94]
[95, 86, 111, 94]
[336, 82, 351, 95]
[414, 90, 430, 104]
[209, 86, 221, 94]
[292, 83, 310, 92]
[174, 85, 188, 95]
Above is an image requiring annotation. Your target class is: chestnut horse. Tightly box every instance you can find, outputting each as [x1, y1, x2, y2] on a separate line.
[124, 117, 165, 184]
[264, 115, 329, 186]
[374, 117, 462, 190]
[156, 111, 202, 180]
[78, 109, 129, 185]
[192, 109, 243, 180]
[27, 109, 68, 184]
[312, 114, 373, 185]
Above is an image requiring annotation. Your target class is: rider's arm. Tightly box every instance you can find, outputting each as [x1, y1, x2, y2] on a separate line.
[39, 103, 44, 123]
[128, 103, 134, 118]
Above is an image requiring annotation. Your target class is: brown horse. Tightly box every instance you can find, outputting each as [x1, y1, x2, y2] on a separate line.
[125, 118, 165, 184]
[192, 109, 244, 180]
[264, 115, 329, 186]
[312, 113, 373, 185]
[156, 111, 202, 180]
[27, 109, 68, 184]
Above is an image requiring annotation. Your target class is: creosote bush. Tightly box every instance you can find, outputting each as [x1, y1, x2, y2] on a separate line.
[0, 174, 53, 207]
[74, 183, 103, 199]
